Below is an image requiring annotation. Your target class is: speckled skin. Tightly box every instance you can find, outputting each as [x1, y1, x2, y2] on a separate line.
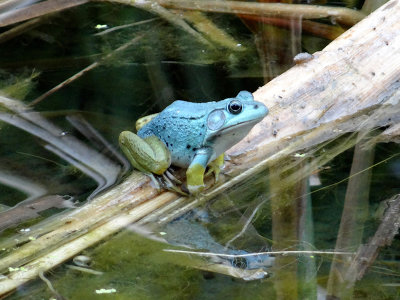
[119, 91, 268, 194]
[137, 91, 268, 168]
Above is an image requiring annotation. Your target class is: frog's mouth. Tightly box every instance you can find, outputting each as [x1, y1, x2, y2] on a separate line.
[223, 117, 263, 132]
[208, 117, 263, 138]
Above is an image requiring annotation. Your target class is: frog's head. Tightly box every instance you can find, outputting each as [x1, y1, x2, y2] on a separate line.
[205, 91, 268, 155]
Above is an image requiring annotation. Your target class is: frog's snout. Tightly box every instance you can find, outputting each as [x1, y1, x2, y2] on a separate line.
[252, 101, 269, 120]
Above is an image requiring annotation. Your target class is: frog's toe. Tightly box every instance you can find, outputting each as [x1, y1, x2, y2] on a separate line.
[161, 173, 188, 196]
[187, 184, 205, 195]
[180, 183, 204, 196]
[206, 153, 224, 182]
[165, 169, 182, 185]
[206, 166, 221, 182]
[148, 173, 162, 192]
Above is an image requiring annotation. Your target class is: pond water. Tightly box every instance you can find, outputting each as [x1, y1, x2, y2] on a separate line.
[0, 1, 399, 299]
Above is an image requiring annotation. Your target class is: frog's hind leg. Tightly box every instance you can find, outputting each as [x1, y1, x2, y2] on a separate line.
[119, 131, 171, 175]
[135, 113, 159, 131]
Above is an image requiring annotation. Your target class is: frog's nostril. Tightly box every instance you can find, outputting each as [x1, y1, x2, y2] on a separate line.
[254, 104, 259, 109]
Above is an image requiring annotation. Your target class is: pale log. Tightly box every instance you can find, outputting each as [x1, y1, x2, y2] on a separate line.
[227, 0, 400, 174]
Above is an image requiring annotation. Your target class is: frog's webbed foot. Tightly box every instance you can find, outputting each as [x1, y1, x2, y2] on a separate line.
[180, 182, 204, 197]
[164, 169, 182, 185]
[146, 172, 188, 195]
[205, 153, 225, 182]
[161, 172, 188, 196]
[141, 171, 186, 195]
[144, 167, 187, 195]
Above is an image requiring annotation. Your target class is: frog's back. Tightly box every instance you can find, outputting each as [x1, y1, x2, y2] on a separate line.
[138, 100, 214, 167]
[163, 100, 215, 117]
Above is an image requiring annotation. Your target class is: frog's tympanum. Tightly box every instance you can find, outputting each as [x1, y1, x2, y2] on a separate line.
[119, 91, 268, 194]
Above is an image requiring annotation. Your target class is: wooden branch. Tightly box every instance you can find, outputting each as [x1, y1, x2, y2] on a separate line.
[0, 189, 178, 293]
[378, 122, 400, 143]
[178, 10, 246, 50]
[1, 0, 399, 296]
[0, 0, 88, 27]
[344, 194, 400, 283]
[327, 136, 375, 298]
[0, 0, 208, 47]
[102, 0, 212, 45]
[238, 15, 345, 40]
[157, 0, 366, 26]
[0, 17, 45, 43]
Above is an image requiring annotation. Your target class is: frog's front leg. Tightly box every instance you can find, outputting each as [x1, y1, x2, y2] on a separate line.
[186, 148, 213, 194]
[119, 131, 171, 175]
[206, 153, 224, 182]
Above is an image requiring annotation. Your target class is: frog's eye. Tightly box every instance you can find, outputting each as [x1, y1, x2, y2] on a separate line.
[228, 100, 242, 114]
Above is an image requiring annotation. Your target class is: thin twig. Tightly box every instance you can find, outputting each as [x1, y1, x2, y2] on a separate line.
[105, 0, 211, 45]
[224, 196, 269, 249]
[93, 18, 158, 36]
[0, 17, 45, 43]
[163, 249, 355, 257]
[65, 264, 104, 275]
[30, 35, 143, 106]
[38, 270, 64, 299]
[239, 15, 345, 40]
[178, 10, 245, 50]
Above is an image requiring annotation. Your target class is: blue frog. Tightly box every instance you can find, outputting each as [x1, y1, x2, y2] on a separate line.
[119, 91, 268, 194]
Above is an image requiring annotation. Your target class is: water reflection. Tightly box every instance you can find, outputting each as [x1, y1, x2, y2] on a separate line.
[0, 95, 129, 232]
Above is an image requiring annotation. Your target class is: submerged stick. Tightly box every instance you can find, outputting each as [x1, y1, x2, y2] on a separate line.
[327, 135, 375, 299]
[0, 192, 177, 294]
[0, 17, 45, 43]
[178, 10, 245, 50]
[163, 249, 355, 257]
[238, 15, 345, 40]
[30, 35, 144, 106]
[157, 0, 366, 26]
[344, 194, 400, 283]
